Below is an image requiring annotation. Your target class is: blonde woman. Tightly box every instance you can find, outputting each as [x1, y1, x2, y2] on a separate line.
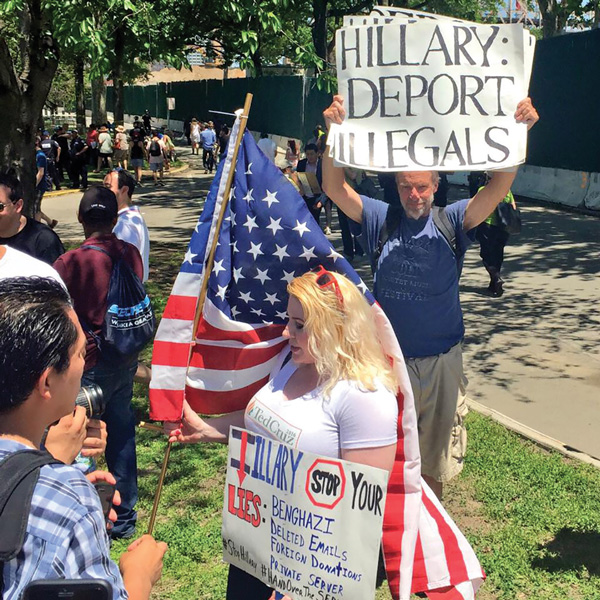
[166, 267, 399, 599]
[190, 118, 201, 155]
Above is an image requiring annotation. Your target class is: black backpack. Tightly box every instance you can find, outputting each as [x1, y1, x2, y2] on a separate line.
[82, 245, 155, 359]
[0, 450, 62, 594]
[371, 205, 457, 273]
[149, 140, 162, 157]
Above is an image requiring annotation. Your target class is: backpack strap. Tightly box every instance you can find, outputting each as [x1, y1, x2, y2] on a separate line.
[0, 450, 62, 593]
[431, 206, 457, 256]
[372, 204, 402, 271]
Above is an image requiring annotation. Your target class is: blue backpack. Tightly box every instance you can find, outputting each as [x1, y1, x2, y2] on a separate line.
[83, 245, 155, 358]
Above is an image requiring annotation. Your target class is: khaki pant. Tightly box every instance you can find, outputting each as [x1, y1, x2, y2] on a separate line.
[407, 343, 468, 483]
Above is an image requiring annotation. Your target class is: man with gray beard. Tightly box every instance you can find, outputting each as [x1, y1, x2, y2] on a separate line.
[322, 94, 538, 500]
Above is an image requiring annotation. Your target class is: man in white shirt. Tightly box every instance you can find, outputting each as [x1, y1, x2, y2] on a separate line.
[0, 245, 65, 285]
[103, 169, 150, 282]
[257, 133, 278, 163]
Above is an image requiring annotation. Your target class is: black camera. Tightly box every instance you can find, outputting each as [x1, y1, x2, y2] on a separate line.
[75, 384, 105, 418]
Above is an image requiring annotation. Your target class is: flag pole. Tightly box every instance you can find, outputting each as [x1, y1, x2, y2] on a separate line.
[147, 93, 253, 536]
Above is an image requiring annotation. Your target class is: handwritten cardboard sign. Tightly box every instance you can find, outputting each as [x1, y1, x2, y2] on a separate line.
[222, 428, 389, 599]
[329, 17, 534, 172]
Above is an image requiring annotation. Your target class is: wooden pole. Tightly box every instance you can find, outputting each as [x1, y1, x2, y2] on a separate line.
[146, 93, 254, 536]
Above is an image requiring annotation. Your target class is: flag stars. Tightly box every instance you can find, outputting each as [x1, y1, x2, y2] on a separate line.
[264, 292, 280, 305]
[215, 285, 228, 300]
[231, 306, 240, 318]
[293, 220, 310, 237]
[184, 249, 197, 265]
[245, 163, 253, 175]
[281, 270, 295, 284]
[273, 244, 290, 262]
[233, 267, 244, 283]
[228, 186, 236, 201]
[251, 307, 265, 317]
[300, 246, 317, 261]
[243, 189, 254, 203]
[247, 242, 264, 259]
[254, 268, 271, 284]
[212, 259, 226, 275]
[231, 240, 239, 253]
[275, 310, 288, 320]
[266, 217, 283, 235]
[358, 281, 369, 294]
[262, 190, 279, 208]
[239, 291, 254, 303]
[244, 215, 258, 233]
[327, 248, 343, 262]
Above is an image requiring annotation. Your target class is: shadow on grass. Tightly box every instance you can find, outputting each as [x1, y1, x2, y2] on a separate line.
[532, 528, 600, 576]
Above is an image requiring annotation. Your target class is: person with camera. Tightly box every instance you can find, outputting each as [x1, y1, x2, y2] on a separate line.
[0, 277, 167, 600]
[54, 186, 144, 539]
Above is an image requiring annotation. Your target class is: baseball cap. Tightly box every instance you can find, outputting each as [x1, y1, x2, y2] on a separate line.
[78, 186, 118, 222]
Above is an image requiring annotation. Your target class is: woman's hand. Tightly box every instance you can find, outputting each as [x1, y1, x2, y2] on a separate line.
[164, 400, 209, 443]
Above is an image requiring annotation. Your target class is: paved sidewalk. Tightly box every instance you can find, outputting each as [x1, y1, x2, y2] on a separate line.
[44, 152, 600, 461]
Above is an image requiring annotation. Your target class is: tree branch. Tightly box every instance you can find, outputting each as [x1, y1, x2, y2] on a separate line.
[328, 0, 374, 18]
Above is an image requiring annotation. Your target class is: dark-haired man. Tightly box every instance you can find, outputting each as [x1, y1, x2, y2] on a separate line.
[54, 186, 143, 539]
[104, 169, 150, 282]
[322, 94, 539, 499]
[0, 171, 64, 264]
[0, 276, 166, 599]
[296, 143, 324, 225]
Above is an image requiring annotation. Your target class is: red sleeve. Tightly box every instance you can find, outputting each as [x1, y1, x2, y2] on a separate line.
[53, 255, 70, 286]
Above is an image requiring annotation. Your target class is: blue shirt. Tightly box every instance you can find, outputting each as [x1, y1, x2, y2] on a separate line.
[200, 128, 216, 150]
[0, 439, 127, 600]
[357, 196, 475, 358]
[35, 150, 49, 192]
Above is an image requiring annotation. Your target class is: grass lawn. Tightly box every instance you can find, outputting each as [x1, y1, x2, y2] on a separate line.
[112, 241, 600, 600]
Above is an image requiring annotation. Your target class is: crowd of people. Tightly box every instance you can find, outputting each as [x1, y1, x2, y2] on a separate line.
[0, 90, 538, 599]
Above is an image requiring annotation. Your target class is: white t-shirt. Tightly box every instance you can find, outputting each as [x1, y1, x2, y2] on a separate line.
[257, 137, 277, 163]
[244, 353, 398, 458]
[0, 246, 66, 287]
[113, 206, 150, 282]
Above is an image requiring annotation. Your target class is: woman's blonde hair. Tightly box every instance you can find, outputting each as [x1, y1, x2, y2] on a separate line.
[287, 270, 398, 397]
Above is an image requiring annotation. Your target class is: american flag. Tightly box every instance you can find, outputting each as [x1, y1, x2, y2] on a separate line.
[149, 115, 484, 599]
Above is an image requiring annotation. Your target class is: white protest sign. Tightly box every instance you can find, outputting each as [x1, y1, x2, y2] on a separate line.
[329, 20, 530, 171]
[342, 15, 536, 94]
[222, 427, 389, 600]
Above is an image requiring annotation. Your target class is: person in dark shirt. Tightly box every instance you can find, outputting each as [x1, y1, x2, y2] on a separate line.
[54, 186, 144, 540]
[69, 129, 89, 189]
[0, 171, 64, 264]
[52, 125, 71, 183]
[40, 130, 61, 190]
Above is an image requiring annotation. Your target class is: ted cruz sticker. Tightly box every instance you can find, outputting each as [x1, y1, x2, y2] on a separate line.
[305, 459, 346, 509]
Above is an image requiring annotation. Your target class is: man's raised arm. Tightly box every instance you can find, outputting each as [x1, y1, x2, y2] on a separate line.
[463, 97, 539, 232]
[322, 95, 364, 224]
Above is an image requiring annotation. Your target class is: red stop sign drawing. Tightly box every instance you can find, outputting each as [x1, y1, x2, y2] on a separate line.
[305, 459, 346, 509]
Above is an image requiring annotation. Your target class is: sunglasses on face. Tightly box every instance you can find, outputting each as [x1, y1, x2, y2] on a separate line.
[0, 201, 16, 212]
[311, 265, 344, 305]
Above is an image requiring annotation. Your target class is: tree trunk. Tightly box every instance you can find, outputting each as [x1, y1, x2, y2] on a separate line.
[312, 0, 328, 62]
[0, 1, 59, 215]
[74, 58, 86, 132]
[91, 76, 107, 125]
[112, 24, 125, 125]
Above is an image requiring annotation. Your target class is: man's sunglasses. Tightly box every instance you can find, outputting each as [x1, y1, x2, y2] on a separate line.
[0, 201, 17, 212]
[311, 265, 344, 305]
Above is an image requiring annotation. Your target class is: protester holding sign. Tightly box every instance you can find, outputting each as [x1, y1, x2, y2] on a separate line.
[166, 268, 399, 599]
[322, 93, 538, 500]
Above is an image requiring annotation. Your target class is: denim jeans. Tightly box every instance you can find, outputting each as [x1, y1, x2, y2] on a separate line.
[82, 359, 138, 537]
